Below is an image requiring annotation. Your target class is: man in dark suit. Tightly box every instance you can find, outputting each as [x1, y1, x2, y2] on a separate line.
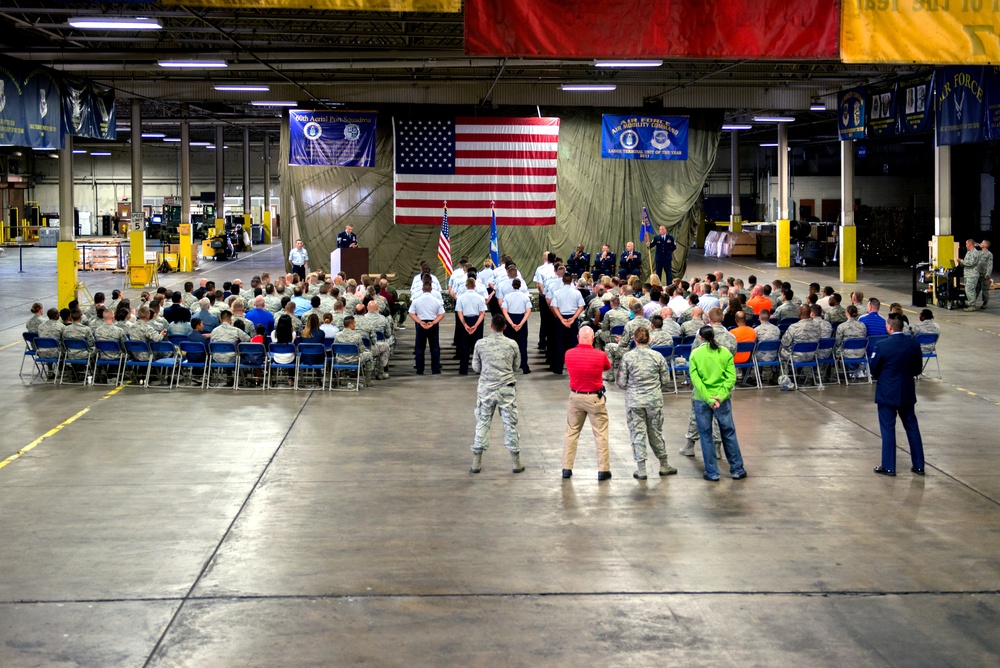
[871, 313, 925, 477]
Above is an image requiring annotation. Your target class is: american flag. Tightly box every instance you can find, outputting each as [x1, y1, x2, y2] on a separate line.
[393, 117, 560, 226]
[438, 204, 452, 277]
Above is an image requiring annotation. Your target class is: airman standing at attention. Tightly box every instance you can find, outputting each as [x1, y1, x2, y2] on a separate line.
[470, 315, 524, 475]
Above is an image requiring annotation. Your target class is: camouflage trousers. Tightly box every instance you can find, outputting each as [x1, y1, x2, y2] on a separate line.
[471, 384, 520, 455]
[966, 275, 980, 306]
[370, 341, 391, 372]
[626, 406, 667, 464]
[686, 401, 721, 445]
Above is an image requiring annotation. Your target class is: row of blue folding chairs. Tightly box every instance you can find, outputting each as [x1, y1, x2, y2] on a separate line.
[22, 334, 365, 392]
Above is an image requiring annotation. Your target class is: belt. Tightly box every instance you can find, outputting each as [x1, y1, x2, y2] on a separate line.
[421, 319, 435, 323]
[571, 387, 604, 394]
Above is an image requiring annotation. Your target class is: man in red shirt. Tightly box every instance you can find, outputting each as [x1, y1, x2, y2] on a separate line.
[562, 326, 612, 480]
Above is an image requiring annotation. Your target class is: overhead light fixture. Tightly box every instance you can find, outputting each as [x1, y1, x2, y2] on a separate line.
[251, 100, 298, 107]
[594, 60, 662, 68]
[722, 124, 753, 131]
[91, 151, 112, 156]
[560, 84, 617, 92]
[32, 146, 56, 151]
[206, 145, 230, 150]
[190, 141, 211, 146]
[158, 59, 227, 69]
[72, 149, 88, 154]
[140, 132, 165, 138]
[69, 17, 162, 30]
[759, 143, 779, 147]
[162, 138, 181, 142]
[810, 105, 827, 111]
[215, 85, 270, 92]
[753, 116, 796, 123]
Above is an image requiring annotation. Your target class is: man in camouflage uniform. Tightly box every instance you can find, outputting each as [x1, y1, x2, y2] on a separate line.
[810, 304, 833, 339]
[263, 284, 283, 313]
[470, 315, 524, 474]
[616, 325, 677, 479]
[356, 301, 392, 380]
[978, 239, 993, 309]
[82, 292, 104, 325]
[95, 308, 127, 360]
[128, 307, 166, 362]
[959, 238, 983, 310]
[772, 289, 800, 323]
[835, 304, 869, 360]
[780, 304, 823, 364]
[280, 301, 303, 333]
[334, 316, 375, 385]
[209, 310, 250, 365]
[680, 306, 705, 338]
[330, 300, 349, 330]
[63, 309, 95, 365]
[318, 283, 338, 313]
[649, 314, 678, 347]
[824, 293, 847, 325]
[753, 309, 781, 382]
[598, 295, 630, 349]
[910, 308, 941, 355]
[656, 309, 682, 339]
[604, 300, 650, 379]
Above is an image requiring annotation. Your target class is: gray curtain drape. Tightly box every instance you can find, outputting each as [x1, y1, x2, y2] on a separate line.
[280, 107, 722, 283]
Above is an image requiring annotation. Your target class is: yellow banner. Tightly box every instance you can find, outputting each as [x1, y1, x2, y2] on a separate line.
[162, 0, 460, 11]
[842, 1, 1000, 64]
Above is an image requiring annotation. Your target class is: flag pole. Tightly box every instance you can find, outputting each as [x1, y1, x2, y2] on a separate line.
[642, 204, 653, 275]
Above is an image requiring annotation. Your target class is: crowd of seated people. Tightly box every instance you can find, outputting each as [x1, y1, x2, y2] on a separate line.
[24, 270, 402, 387]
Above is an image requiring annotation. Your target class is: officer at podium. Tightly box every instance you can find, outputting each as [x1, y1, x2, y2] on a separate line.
[337, 224, 358, 249]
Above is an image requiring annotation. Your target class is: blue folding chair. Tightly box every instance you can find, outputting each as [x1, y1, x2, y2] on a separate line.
[838, 338, 872, 384]
[92, 340, 125, 385]
[177, 340, 209, 388]
[915, 332, 941, 379]
[815, 337, 839, 385]
[31, 337, 62, 384]
[207, 341, 238, 389]
[610, 324, 625, 341]
[752, 339, 782, 386]
[236, 342, 267, 390]
[296, 342, 328, 390]
[329, 342, 362, 391]
[19, 332, 38, 378]
[267, 343, 298, 390]
[777, 318, 799, 335]
[651, 344, 675, 388]
[59, 339, 93, 385]
[866, 335, 888, 357]
[375, 331, 386, 342]
[671, 336, 684, 346]
[680, 335, 695, 345]
[733, 340, 759, 388]
[671, 343, 693, 393]
[147, 341, 180, 388]
[121, 340, 153, 385]
[783, 341, 821, 389]
[168, 334, 188, 346]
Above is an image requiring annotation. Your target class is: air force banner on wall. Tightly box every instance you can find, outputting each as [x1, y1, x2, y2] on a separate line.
[601, 115, 689, 160]
[289, 110, 377, 167]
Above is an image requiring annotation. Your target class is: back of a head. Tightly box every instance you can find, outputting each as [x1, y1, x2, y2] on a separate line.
[631, 301, 643, 315]
[887, 313, 904, 332]
[919, 308, 934, 321]
[491, 313, 506, 332]
[275, 315, 294, 342]
[735, 311, 747, 325]
[846, 304, 859, 318]
[650, 314, 663, 329]
[759, 309, 771, 322]
[578, 325, 595, 344]
[783, 288, 794, 301]
[810, 305, 823, 318]
[634, 326, 650, 345]
[708, 307, 723, 324]
[869, 297, 881, 311]
[699, 325, 719, 350]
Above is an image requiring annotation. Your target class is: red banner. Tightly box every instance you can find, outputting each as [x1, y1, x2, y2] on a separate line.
[465, 0, 839, 60]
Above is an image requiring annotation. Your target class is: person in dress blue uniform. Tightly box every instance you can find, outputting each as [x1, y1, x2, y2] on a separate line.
[646, 225, 677, 283]
[593, 245, 616, 281]
[336, 224, 358, 249]
[619, 242, 642, 280]
[567, 244, 591, 278]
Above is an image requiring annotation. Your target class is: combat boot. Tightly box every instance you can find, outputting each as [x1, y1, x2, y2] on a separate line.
[471, 452, 482, 474]
[659, 457, 677, 476]
[633, 460, 648, 480]
[679, 438, 696, 456]
[511, 452, 525, 473]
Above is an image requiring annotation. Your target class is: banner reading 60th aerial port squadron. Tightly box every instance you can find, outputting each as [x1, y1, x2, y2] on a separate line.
[289, 111, 377, 168]
[601, 115, 689, 161]
[842, 0, 1000, 64]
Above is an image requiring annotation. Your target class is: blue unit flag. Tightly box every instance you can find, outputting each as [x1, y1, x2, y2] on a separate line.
[601, 115, 688, 160]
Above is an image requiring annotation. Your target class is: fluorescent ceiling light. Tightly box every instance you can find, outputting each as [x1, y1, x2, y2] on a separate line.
[753, 116, 795, 123]
[594, 60, 662, 68]
[561, 84, 616, 92]
[162, 137, 181, 142]
[72, 149, 88, 154]
[759, 143, 779, 147]
[251, 100, 298, 107]
[206, 145, 230, 150]
[91, 152, 112, 156]
[722, 124, 753, 131]
[810, 104, 827, 112]
[190, 141, 211, 146]
[215, 85, 270, 92]
[140, 132, 165, 138]
[158, 59, 227, 69]
[32, 146, 56, 151]
[69, 17, 162, 30]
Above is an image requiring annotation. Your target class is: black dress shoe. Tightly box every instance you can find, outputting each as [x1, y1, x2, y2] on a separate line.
[732, 472, 748, 480]
[597, 471, 611, 481]
[911, 467, 926, 475]
[873, 466, 896, 477]
[562, 469, 572, 479]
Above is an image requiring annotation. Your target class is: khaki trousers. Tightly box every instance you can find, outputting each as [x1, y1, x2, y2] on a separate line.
[562, 392, 611, 472]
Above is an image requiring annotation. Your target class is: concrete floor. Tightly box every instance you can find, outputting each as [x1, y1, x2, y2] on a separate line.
[1, 243, 999, 667]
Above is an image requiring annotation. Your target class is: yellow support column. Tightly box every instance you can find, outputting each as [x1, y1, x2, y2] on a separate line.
[262, 210, 272, 243]
[776, 219, 791, 268]
[215, 217, 225, 235]
[839, 225, 857, 283]
[729, 215, 743, 233]
[931, 235, 955, 269]
[129, 215, 146, 272]
[56, 241, 78, 308]
[178, 224, 193, 272]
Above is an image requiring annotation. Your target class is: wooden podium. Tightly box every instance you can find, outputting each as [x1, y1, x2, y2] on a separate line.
[330, 247, 369, 282]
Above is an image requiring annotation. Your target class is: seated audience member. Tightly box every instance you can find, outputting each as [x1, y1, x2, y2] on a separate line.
[270, 314, 298, 365]
[320, 312, 340, 339]
[823, 293, 847, 325]
[94, 308, 127, 359]
[834, 305, 869, 358]
[63, 308, 95, 360]
[859, 297, 887, 336]
[730, 311, 756, 364]
[26, 302, 44, 333]
[911, 309, 940, 353]
[187, 318, 209, 343]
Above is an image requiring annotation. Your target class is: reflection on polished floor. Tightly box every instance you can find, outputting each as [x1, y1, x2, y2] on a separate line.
[0, 244, 998, 666]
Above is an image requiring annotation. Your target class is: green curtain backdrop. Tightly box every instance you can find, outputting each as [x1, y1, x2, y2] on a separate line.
[280, 107, 722, 284]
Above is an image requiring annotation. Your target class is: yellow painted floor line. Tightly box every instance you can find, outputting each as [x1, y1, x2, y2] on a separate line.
[0, 340, 20, 351]
[0, 384, 126, 472]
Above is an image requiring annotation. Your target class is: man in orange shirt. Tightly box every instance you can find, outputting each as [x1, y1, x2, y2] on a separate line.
[730, 311, 756, 365]
[745, 285, 772, 315]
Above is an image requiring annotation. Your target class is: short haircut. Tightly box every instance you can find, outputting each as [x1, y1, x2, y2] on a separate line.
[633, 326, 650, 345]
[343, 315, 355, 326]
[191, 317, 202, 328]
[492, 313, 506, 331]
